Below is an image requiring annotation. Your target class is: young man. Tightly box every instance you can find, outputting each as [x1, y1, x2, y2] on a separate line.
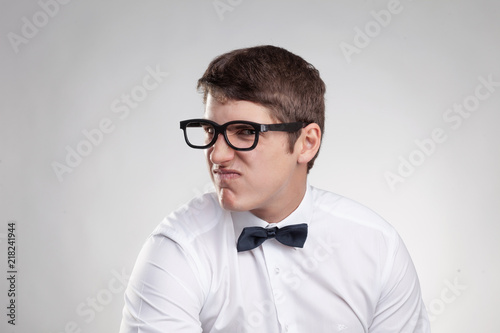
[120, 45, 430, 332]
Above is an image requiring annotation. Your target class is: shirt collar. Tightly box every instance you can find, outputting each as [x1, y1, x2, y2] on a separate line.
[231, 184, 313, 245]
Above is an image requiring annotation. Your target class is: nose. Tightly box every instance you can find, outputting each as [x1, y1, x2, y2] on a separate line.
[208, 132, 235, 165]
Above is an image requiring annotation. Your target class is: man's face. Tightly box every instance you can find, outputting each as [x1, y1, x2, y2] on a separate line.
[204, 94, 306, 223]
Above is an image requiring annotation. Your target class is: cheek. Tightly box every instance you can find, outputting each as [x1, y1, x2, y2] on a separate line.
[244, 149, 290, 181]
[205, 148, 214, 164]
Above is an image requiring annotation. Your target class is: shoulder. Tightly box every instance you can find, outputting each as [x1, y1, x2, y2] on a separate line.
[152, 191, 228, 244]
[129, 192, 230, 298]
[309, 186, 409, 288]
[309, 186, 398, 241]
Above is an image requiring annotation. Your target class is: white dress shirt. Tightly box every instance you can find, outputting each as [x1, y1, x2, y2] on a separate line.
[120, 185, 430, 332]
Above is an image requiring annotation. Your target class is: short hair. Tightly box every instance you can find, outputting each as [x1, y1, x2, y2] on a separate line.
[197, 45, 326, 171]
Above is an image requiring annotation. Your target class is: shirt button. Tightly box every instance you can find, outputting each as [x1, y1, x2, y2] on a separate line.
[284, 324, 289, 331]
[274, 266, 280, 274]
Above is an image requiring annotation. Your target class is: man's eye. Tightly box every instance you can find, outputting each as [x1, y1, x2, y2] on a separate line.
[238, 129, 256, 135]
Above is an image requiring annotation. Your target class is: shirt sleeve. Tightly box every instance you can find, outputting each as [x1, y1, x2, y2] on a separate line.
[119, 234, 205, 333]
[369, 234, 431, 333]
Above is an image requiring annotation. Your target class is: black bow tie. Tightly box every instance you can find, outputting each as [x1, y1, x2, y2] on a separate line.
[237, 223, 308, 252]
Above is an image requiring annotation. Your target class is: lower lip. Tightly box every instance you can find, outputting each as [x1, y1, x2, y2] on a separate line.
[214, 172, 240, 181]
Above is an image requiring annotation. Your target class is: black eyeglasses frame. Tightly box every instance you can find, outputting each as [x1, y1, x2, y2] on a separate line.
[179, 118, 308, 151]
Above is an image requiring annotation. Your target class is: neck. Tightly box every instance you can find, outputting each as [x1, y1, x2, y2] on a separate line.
[250, 181, 307, 223]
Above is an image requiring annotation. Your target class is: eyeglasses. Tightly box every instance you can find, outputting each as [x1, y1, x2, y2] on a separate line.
[180, 119, 308, 151]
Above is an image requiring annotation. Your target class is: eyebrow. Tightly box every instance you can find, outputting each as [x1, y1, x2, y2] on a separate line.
[228, 123, 256, 128]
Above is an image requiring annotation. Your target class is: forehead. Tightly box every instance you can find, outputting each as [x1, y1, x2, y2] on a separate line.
[204, 94, 275, 124]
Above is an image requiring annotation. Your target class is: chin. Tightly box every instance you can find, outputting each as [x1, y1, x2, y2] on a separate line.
[219, 198, 243, 212]
[217, 190, 250, 212]
[217, 189, 237, 211]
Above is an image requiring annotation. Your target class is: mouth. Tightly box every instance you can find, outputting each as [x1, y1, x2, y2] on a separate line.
[213, 168, 241, 182]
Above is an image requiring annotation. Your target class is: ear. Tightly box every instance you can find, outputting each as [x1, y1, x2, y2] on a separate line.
[296, 123, 321, 165]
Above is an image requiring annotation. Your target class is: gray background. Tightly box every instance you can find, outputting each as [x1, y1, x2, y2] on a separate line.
[1, 0, 499, 332]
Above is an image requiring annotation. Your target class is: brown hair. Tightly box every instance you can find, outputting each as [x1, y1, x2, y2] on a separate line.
[197, 45, 326, 171]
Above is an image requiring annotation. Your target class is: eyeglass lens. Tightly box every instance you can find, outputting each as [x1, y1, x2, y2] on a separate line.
[185, 121, 257, 149]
